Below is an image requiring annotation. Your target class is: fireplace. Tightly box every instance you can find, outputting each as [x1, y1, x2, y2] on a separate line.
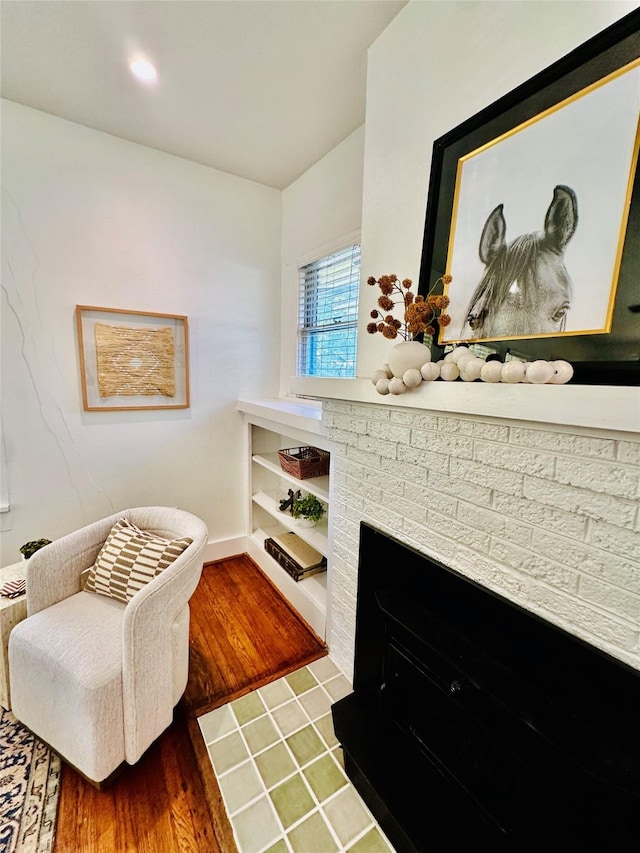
[332, 523, 640, 850]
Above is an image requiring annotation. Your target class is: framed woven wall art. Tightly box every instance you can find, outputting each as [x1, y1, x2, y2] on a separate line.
[76, 306, 190, 411]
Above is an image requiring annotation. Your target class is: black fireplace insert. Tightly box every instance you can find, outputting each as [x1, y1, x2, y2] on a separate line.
[331, 523, 640, 850]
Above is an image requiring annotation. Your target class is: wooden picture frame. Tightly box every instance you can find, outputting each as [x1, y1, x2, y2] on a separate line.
[418, 10, 640, 386]
[76, 306, 190, 411]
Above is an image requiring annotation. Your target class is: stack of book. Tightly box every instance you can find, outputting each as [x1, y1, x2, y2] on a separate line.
[264, 532, 326, 582]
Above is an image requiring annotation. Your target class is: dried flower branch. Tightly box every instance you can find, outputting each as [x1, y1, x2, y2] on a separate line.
[366, 273, 452, 341]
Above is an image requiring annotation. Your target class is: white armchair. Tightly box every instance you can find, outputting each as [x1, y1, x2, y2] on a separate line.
[8, 506, 208, 787]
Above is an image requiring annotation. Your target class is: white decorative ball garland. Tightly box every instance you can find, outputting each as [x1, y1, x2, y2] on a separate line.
[371, 345, 573, 396]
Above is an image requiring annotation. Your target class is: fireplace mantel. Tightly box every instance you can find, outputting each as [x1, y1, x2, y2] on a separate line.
[290, 376, 639, 434]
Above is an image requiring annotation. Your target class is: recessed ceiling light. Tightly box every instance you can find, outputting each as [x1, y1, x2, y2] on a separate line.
[129, 58, 158, 83]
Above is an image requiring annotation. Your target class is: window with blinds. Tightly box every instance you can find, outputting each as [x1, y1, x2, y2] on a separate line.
[297, 243, 360, 377]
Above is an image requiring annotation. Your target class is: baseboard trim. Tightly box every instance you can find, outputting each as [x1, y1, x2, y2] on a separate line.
[203, 536, 248, 564]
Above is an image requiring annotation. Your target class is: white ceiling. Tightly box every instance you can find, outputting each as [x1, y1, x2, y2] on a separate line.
[1, 0, 408, 189]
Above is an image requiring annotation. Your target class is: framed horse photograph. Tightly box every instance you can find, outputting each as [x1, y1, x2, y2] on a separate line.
[418, 9, 640, 386]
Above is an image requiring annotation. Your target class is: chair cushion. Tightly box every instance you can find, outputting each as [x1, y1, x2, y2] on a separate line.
[84, 517, 192, 603]
[9, 591, 127, 783]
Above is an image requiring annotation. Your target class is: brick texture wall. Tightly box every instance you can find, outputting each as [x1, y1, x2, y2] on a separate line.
[322, 400, 640, 683]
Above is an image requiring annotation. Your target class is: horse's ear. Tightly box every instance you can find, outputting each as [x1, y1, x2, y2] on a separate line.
[479, 203, 506, 265]
[544, 185, 578, 252]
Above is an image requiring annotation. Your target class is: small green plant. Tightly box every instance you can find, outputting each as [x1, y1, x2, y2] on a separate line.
[19, 538, 52, 560]
[291, 494, 326, 523]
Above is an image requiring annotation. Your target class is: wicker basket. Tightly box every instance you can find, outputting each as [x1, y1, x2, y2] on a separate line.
[277, 446, 330, 480]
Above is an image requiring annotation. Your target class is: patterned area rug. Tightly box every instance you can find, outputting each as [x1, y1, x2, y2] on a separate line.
[0, 708, 60, 853]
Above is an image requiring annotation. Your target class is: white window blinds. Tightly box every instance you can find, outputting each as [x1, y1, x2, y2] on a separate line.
[297, 243, 360, 377]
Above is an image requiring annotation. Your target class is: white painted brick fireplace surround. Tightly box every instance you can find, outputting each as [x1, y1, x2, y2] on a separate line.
[321, 399, 640, 683]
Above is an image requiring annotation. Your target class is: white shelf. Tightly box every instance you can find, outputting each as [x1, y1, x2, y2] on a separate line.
[248, 529, 327, 638]
[240, 401, 332, 641]
[252, 453, 330, 502]
[251, 490, 328, 556]
[252, 528, 327, 604]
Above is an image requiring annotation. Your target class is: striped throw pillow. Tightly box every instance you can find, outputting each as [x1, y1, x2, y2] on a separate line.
[84, 517, 192, 603]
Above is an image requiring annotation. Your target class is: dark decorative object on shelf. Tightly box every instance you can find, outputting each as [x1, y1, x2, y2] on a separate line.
[264, 537, 326, 582]
[279, 489, 301, 514]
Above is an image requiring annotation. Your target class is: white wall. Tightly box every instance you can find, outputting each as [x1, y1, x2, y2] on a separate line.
[357, 0, 639, 376]
[1, 101, 281, 563]
[291, 1, 639, 676]
[280, 126, 365, 396]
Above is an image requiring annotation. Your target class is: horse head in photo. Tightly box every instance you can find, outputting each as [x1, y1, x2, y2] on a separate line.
[462, 185, 578, 339]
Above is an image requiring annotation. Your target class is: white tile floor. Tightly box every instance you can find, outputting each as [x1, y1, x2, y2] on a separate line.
[198, 656, 396, 853]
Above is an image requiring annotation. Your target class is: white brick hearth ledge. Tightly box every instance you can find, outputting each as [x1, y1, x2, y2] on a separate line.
[290, 377, 639, 434]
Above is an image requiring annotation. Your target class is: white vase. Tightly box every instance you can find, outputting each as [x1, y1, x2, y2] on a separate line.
[387, 341, 431, 378]
[295, 518, 317, 529]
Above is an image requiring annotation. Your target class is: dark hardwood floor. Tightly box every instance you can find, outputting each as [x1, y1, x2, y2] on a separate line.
[52, 555, 328, 852]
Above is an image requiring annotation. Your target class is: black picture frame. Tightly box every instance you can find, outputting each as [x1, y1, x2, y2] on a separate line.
[418, 9, 640, 386]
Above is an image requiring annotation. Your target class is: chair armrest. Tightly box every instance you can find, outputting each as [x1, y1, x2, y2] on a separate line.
[26, 511, 122, 615]
[121, 533, 207, 764]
